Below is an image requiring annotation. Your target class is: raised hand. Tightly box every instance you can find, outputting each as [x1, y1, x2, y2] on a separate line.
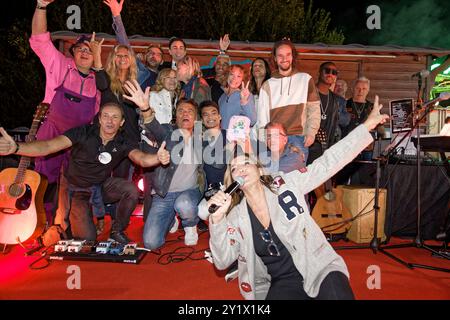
[157, 141, 170, 165]
[240, 81, 250, 105]
[0, 127, 17, 156]
[123, 80, 151, 110]
[86, 32, 104, 58]
[363, 95, 389, 131]
[103, 0, 124, 17]
[37, 0, 55, 8]
[219, 34, 230, 52]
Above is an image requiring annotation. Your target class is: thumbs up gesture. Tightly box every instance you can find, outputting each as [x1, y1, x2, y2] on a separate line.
[0, 127, 18, 156]
[157, 141, 170, 165]
[240, 81, 250, 105]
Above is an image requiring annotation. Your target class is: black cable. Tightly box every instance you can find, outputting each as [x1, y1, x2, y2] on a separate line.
[156, 230, 210, 265]
[29, 247, 53, 270]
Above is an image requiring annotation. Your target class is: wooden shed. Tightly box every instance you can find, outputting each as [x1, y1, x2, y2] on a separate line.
[52, 31, 450, 134]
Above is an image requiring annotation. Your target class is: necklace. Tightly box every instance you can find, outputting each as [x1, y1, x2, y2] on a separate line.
[319, 92, 330, 120]
[352, 101, 367, 123]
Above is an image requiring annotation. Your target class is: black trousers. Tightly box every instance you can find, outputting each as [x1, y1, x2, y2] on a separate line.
[69, 177, 139, 240]
[266, 271, 355, 300]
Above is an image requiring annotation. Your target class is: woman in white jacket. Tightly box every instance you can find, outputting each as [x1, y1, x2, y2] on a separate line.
[205, 96, 389, 300]
[149, 68, 180, 124]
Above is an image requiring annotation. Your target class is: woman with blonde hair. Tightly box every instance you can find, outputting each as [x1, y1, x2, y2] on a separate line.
[94, 43, 140, 148]
[149, 68, 181, 124]
[104, 44, 138, 97]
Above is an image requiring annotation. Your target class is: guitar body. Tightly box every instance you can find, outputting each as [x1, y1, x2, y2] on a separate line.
[0, 168, 47, 245]
[312, 185, 352, 235]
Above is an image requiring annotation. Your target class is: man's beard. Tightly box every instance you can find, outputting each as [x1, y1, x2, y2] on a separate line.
[278, 63, 292, 72]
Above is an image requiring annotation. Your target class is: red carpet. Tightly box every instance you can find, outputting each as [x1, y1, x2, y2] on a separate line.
[0, 209, 449, 300]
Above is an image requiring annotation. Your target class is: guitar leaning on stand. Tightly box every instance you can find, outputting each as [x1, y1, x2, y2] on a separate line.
[311, 129, 352, 240]
[0, 104, 49, 245]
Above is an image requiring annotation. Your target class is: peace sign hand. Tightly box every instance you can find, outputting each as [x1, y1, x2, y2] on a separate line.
[240, 81, 250, 105]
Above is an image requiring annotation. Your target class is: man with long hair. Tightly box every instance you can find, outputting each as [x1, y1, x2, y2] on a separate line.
[257, 39, 320, 164]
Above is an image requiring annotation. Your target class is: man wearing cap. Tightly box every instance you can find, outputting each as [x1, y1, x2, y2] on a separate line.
[30, 0, 100, 223]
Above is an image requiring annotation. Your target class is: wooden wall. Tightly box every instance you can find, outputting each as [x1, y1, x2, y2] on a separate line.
[57, 36, 433, 126]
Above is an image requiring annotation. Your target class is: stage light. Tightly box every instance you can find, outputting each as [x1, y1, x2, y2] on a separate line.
[138, 178, 144, 192]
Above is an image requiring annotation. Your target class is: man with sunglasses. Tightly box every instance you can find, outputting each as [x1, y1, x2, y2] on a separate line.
[30, 0, 100, 224]
[307, 62, 350, 165]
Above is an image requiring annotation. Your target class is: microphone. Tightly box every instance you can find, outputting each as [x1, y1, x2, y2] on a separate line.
[412, 70, 430, 78]
[419, 92, 450, 109]
[208, 176, 245, 214]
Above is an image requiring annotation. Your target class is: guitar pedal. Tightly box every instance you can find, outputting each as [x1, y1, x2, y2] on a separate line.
[67, 240, 86, 253]
[80, 241, 96, 253]
[55, 240, 73, 252]
[123, 243, 137, 255]
[95, 241, 112, 254]
[109, 242, 125, 255]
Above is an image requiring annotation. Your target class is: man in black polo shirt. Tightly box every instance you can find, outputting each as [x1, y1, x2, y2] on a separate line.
[0, 102, 170, 244]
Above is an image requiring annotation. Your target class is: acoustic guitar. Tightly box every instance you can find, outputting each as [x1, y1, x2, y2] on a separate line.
[311, 129, 352, 235]
[0, 103, 49, 245]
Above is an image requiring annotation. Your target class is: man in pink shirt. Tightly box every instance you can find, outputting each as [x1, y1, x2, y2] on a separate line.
[30, 0, 100, 224]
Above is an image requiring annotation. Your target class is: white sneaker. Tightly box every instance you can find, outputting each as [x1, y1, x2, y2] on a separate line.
[184, 226, 198, 246]
[169, 216, 179, 234]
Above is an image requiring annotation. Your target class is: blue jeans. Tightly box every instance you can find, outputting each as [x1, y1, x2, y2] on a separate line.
[143, 188, 202, 250]
[287, 135, 309, 164]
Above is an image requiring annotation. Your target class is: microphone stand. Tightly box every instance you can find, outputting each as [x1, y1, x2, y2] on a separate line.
[334, 134, 399, 259]
[378, 101, 450, 272]
[335, 97, 450, 273]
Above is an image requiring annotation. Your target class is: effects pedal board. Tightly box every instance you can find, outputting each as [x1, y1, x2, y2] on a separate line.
[49, 240, 145, 264]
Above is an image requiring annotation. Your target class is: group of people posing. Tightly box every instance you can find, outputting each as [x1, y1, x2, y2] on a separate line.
[0, 0, 389, 300]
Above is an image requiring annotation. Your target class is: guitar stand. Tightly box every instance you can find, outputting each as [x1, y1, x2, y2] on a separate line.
[2, 243, 10, 254]
[334, 130, 450, 273]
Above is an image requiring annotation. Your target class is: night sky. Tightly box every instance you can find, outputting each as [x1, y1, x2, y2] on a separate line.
[314, 0, 450, 48]
[3, 0, 450, 48]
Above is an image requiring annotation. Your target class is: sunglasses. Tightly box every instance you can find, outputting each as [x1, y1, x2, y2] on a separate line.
[323, 67, 338, 76]
[260, 229, 280, 256]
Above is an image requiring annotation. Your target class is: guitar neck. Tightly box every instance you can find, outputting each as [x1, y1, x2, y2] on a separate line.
[13, 112, 41, 184]
[320, 137, 333, 192]
[14, 157, 32, 184]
